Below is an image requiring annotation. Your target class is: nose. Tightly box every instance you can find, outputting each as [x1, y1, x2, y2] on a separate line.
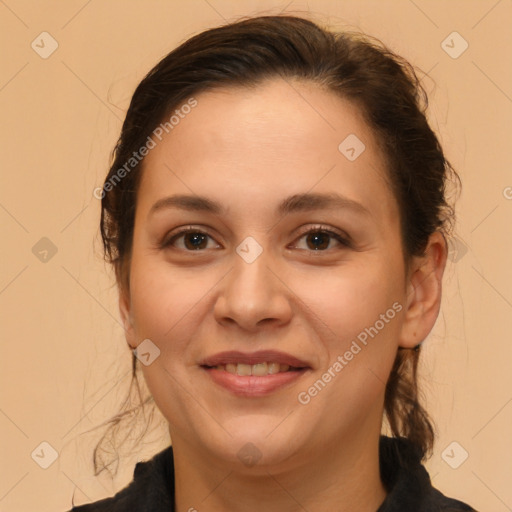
[213, 244, 293, 332]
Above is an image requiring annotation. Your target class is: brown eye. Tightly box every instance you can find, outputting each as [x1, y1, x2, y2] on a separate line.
[163, 229, 219, 251]
[305, 231, 330, 250]
[294, 228, 350, 251]
[181, 232, 209, 250]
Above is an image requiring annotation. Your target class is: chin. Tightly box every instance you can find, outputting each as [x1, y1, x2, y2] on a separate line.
[203, 418, 305, 470]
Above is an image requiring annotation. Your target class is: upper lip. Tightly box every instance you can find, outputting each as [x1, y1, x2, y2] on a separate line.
[200, 350, 311, 368]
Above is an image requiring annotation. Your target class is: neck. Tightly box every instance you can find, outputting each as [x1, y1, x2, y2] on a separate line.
[171, 429, 387, 512]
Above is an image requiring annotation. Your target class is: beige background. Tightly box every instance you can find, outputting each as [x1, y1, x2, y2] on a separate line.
[1, 0, 511, 510]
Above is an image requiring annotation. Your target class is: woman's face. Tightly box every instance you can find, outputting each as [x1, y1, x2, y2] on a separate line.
[120, 78, 435, 470]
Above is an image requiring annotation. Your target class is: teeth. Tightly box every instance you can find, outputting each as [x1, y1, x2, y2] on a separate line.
[225, 363, 237, 374]
[252, 362, 269, 376]
[268, 362, 280, 374]
[236, 363, 252, 376]
[215, 362, 296, 376]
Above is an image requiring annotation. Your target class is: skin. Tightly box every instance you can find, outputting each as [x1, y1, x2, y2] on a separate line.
[119, 77, 447, 512]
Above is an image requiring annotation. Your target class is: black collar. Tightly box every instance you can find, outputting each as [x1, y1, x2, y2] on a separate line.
[376, 436, 475, 511]
[70, 436, 476, 511]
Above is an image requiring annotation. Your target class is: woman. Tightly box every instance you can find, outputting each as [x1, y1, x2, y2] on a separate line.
[68, 14, 476, 512]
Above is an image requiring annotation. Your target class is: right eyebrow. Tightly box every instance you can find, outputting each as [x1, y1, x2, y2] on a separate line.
[149, 194, 225, 217]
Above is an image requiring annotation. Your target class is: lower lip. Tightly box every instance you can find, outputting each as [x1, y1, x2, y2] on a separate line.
[202, 367, 309, 397]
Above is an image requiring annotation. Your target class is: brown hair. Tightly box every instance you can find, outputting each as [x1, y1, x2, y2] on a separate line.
[94, 14, 459, 476]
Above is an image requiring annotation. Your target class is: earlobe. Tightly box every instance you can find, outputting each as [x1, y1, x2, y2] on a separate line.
[398, 231, 448, 349]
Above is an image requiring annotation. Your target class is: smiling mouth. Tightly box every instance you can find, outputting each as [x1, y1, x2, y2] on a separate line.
[202, 362, 303, 376]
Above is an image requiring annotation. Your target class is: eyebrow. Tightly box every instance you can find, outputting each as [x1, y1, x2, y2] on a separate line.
[148, 192, 371, 218]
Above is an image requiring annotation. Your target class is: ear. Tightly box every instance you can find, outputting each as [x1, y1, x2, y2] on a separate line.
[119, 287, 137, 350]
[398, 231, 448, 349]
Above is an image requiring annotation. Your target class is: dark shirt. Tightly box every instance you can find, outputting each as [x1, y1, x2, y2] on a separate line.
[67, 436, 476, 511]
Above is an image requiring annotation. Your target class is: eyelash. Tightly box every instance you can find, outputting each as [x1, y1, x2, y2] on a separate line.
[161, 225, 352, 252]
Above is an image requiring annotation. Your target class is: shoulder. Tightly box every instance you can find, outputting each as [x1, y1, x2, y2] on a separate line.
[429, 487, 479, 511]
[64, 445, 175, 512]
[378, 436, 478, 511]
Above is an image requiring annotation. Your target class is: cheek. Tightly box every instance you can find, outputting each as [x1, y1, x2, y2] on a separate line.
[293, 256, 405, 411]
[128, 258, 208, 354]
[127, 263, 210, 423]
[296, 259, 403, 343]
[294, 267, 403, 427]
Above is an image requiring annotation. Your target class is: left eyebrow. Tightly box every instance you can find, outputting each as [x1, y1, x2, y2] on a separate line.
[148, 192, 371, 218]
[276, 192, 371, 217]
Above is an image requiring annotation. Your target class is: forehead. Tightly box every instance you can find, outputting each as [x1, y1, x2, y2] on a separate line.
[137, 78, 397, 224]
